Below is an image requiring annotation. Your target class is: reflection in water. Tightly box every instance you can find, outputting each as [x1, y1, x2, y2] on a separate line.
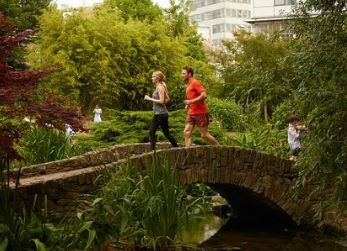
[180, 214, 347, 251]
[179, 215, 228, 244]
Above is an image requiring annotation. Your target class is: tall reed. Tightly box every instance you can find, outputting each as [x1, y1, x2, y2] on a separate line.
[17, 127, 71, 165]
[0, 157, 47, 251]
[92, 154, 202, 250]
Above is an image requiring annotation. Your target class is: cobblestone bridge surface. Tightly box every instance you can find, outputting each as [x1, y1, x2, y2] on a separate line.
[9, 143, 347, 234]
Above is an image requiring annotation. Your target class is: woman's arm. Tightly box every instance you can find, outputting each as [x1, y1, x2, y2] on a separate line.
[144, 85, 166, 104]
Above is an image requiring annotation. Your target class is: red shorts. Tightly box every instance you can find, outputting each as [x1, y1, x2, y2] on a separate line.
[186, 113, 209, 128]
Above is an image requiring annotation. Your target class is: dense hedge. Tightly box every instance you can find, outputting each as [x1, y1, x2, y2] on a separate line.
[74, 109, 225, 153]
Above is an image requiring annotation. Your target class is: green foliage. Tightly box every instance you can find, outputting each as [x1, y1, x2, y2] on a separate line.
[271, 101, 296, 129]
[210, 0, 347, 210]
[29, 3, 216, 112]
[185, 183, 217, 198]
[163, 0, 219, 96]
[74, 109, 224, 153]
[87, 156, 203, 249]
[41, 213, 98, 251]
[104, 0, 162, 21]
[69, 134, 111, 156]
[164, 0, 207, 61]
[0, 158, 100, 251]
[92, 110, 153, 144]
[0, 158, 48, 251]
[206, 97, 247, 131]
[0, 0, 51, 69]
[30, 6, 187, 111]
[213, 31, 293, 121]
[0, 0, 51, 31]
[16, 127, 71, 165]
[165, 83, 186, 111]
[226, 125, 289, 158]
[286, 0, 347, 208]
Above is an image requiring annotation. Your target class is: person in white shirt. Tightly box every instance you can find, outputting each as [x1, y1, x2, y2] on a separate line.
[93, 105, 102, 123]
[66, 124, 74, 137]
[65, 124, 75, 144]
[287, 115, 307, 159]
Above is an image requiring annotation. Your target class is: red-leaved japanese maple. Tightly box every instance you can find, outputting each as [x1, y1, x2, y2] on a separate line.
[0, 13, 84, 159]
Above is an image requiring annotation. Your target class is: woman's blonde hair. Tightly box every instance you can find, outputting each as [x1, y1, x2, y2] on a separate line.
[153, 71, 165, 82]
[153, 71, 170, 103]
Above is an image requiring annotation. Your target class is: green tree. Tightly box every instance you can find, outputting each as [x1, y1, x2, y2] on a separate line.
[0, 0, 51, 31]
[30, 7, 187, 111]
[288, 0, 347, 209]
[0, 0, 51, 69]
[103, 0, 162, 21]
[213, 31, 293, 121]
[164, 0, 218, 98]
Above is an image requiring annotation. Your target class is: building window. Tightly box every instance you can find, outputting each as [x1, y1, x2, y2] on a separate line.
[190, 0, 204, 11]
[212, 24, 225, 34]
[189, 14, 201, 23]
[226, 0, 250, 3]
[206, 0, 223, 4]
[225, 8, 250, 18]
[212, 39, 222, 47]
[274, 0, 296, 6]
[225, 23, 237, 32]
[204, 9, 225, 20]
[254, 21, 284, 32]
[190, 0, 250, 10]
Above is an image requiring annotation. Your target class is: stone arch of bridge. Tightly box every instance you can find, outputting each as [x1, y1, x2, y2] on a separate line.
[128, 146, 298, 227]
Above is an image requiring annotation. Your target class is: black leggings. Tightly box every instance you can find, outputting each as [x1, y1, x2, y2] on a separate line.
[149, 113, 178, 150]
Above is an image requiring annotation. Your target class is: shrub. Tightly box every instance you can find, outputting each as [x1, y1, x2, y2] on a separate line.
[87, 156, 205, 250]
[226, 124, 289, 158]
[73, 109, 225, 154]
[0, 158, 47, 251]
[206, 97, 246, 131]
[17, 127, 71, 165]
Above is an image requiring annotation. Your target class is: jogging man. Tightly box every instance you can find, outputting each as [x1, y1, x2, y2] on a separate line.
[182, 66, 219, 147]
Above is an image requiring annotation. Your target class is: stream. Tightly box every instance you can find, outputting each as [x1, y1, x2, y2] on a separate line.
[180, 213, 347, 251]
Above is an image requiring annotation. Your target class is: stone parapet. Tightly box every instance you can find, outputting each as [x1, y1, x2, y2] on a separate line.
[8, 143, 171, 181]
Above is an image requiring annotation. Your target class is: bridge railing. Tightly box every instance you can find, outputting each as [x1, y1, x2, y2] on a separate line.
[7, 143, 172, 182]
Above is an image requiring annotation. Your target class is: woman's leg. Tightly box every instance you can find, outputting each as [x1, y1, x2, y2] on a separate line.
[149, 115, 160, 150]
[159, 113, 178, 147]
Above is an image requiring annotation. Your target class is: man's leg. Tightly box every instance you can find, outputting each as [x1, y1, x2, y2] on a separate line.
[198, 126, 219, 145]
[183, 123, 194, 147]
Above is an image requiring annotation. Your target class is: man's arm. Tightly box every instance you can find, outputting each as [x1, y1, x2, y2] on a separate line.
[184, 91, 207, 105]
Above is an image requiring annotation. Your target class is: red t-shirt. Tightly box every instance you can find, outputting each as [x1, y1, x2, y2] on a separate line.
[185, 78, 208, 115]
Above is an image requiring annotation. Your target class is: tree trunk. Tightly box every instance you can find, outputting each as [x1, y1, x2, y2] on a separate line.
[263, 103, 269, 122]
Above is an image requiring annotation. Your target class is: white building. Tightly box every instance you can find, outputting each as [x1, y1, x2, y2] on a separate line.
[246, 0, 298, 33]
[188, 0, 252, 47]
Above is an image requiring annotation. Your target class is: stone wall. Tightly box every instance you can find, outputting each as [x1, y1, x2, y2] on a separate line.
[11, 143, 170, 215]
[9, 143, 171, 181]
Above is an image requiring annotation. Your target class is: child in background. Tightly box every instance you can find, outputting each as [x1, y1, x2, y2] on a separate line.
[287, 115, 308, 160]
[65, 124, 75, 144]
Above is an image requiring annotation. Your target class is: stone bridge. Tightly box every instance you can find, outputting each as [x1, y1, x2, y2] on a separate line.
[9, 143, 347, 234]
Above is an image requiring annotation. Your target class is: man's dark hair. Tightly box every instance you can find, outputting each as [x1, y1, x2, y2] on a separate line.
[288, 114, 298, 123]
[183, 65, 194, 76]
